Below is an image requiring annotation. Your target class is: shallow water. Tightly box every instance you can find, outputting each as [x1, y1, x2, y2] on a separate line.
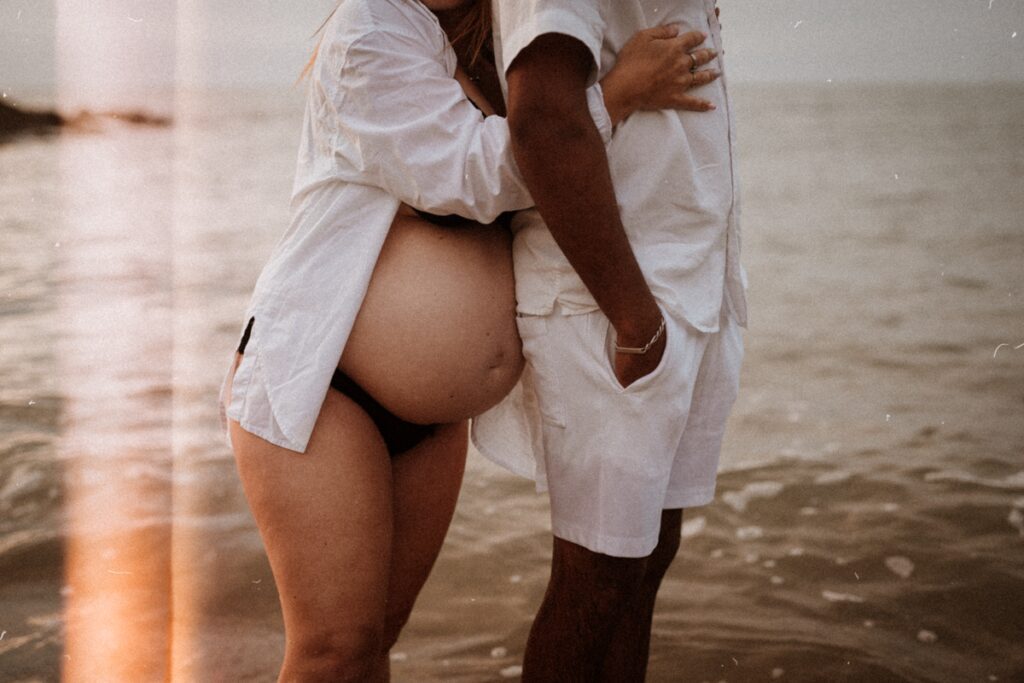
[1, 84, 1022, 682]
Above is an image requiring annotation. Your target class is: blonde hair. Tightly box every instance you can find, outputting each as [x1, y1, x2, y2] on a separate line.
[298, 1, 491, 83]
[297, 3, 342, 84]
[445, 0, 491, 69]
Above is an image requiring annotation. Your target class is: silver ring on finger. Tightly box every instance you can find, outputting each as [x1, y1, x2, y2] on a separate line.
[689, 53, 699, 73]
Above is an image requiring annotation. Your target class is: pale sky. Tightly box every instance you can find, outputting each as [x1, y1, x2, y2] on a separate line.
[1, 0, 1022, 101]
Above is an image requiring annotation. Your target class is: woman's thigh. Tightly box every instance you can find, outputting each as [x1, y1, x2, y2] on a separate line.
[340, 213, 524, 424]
[229, 389, 393, 646]
[384, 420, 468, 642]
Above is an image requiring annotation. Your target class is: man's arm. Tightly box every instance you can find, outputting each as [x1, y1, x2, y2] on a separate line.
[506, 33, 666, 386]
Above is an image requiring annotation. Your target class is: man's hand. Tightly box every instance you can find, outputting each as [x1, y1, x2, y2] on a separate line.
[506, 34, 666, 388]
[614, 324, 668, 389]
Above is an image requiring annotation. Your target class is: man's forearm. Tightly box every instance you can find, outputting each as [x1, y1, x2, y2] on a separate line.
[507, 38, 661, 343]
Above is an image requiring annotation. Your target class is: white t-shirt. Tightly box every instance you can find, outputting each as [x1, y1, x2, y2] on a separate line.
[226, 0, 612, 453]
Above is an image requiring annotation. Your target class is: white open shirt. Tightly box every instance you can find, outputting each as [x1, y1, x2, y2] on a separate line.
[224, 0, 612, 453]
[472, 0, 749, 482]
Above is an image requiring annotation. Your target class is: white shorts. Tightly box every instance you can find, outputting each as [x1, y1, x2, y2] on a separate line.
[516, 305, 743, 558]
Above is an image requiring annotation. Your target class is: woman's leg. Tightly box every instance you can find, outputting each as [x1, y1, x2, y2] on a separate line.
[230, 389, 394, 683]
[380, 420, 468, 658]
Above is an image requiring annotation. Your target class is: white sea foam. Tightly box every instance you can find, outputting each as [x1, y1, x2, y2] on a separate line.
[681, 515, 707, 538]
[722, 481, 785, 512]
[814, 471, 852, 485]
[1007, 508, 1024, 536]
[885, 556, 915, 579]
[822, 590, 865, 603]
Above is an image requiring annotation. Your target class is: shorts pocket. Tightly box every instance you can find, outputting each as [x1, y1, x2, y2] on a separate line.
[602, 308, 675, 395]
[516, 314, 567, 427]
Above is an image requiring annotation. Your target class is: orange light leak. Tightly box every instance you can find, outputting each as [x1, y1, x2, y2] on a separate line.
[57, 130, 177, 682]
[169, 3, 222, 679]
[57, 2, 177, 680]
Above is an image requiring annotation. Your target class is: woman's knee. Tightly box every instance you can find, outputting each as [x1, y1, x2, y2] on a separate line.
[285, 624, 385, 682]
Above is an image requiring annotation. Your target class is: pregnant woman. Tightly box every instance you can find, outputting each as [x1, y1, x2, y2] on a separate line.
[221, 0, 721, 679]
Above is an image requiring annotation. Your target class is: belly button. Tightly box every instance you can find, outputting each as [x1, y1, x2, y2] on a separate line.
[487, 349, 506, 371]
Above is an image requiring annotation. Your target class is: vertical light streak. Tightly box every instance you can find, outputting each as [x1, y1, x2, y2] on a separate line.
[169, 2, 220, 679]
[57, 2, 177, 680]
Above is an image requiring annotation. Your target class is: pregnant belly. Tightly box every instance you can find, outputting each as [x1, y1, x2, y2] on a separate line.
[339, 209, 523, 424]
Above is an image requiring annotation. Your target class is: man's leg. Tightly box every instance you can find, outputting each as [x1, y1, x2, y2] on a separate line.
[521, 510, 683, 682]
[599, 509, 684, 681]
[521, 537, 650, 683]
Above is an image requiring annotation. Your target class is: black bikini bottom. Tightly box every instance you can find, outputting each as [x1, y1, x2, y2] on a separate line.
[236, 317, 435, 456]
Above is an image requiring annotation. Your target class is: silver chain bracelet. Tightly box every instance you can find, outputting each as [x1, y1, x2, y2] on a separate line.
[614, 318, 666, 355]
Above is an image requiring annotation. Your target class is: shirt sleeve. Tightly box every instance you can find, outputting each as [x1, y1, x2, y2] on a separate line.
[324, 28, 611, 224]
[327, 28, 526, 223]
[495, 0, 606, 85]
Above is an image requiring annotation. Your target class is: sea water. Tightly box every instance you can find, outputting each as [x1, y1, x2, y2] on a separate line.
[1, 84, 1022, 682]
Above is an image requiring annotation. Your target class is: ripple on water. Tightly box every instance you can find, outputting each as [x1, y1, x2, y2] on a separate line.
[923, 469, 1024, 490]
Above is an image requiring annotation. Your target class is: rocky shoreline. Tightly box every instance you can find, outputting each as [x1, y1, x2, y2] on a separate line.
[0, 100, 63, 141]
[0, 99, 170, 143]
